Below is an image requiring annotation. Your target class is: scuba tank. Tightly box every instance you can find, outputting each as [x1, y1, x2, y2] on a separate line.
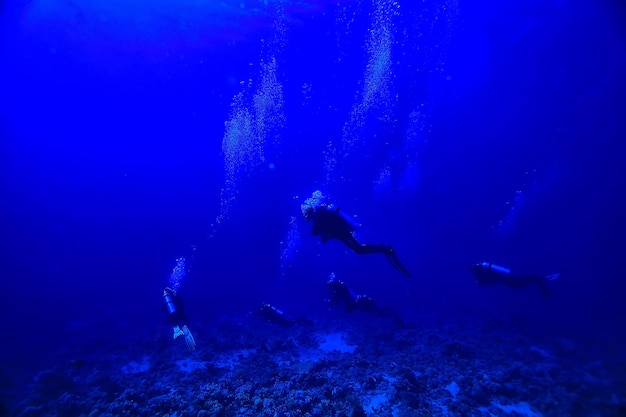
[163, 289, 177, 315]
[261, 303, 284, 317]
[326, 204, 360, 230]
[479, 262, 511, 275]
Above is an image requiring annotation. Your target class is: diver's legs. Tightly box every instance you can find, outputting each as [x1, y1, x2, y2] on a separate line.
[338, 235, 410, 276]
[380, 307, 406, 327]
[295, 317, 314, 326]
[339, 234, 385, 254]
[385, 246, 411, 277]
[509, 276, 539, 289]
[536, 281, 552, 298]
[537, 274, 559, 298]
[509, 275, 552, 298]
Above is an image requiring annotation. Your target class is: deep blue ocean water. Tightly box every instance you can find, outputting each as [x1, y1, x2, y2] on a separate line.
[1, 0, 625, 416]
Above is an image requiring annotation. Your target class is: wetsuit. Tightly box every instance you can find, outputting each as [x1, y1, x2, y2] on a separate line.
[470, 262, 560, 298]
[308, 204, 410, 277]
[327, 278, 405, 326]
[163, 288, 189, 328]
[257, 304, 313, 327]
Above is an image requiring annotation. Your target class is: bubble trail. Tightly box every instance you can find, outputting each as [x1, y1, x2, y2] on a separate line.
[278, 216, 301, 277]
[216, 9, 286, 225]
[341, 0, 399, 156]
[169, 257, 186, 295]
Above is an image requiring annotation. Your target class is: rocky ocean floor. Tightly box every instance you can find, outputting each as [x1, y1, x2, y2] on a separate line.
[2, 313, 625, 417]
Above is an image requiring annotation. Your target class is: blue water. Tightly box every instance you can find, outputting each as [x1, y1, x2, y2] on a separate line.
[1, 0, 625, 416]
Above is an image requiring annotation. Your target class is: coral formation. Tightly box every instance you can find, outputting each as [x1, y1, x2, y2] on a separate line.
[6, 314, 626, 417]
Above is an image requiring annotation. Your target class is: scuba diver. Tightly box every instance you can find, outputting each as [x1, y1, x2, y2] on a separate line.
[470, 262, 560, 298]
[256, 303, 314, 328]
[301, 191, 411, 277]
[163, 287, 196, 351]
[327, 274, 405, 326]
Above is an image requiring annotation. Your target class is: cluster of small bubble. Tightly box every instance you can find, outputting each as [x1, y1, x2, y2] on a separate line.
[334, 3, 358, 54]
[341, 0, 399, 157]
[494, 170, 540, 236]
[219, 92, 256, 224]
[405, 108, 430, 150]
[361, 27, 393, 107]
[216, 1, 287, 226]
[253, 56, 285, 149]
[218, 55, 285, 223]
[373, 164, 392, 198]
[169, 257, 186, 295]
[322, 140, 338, 187]
[427, 0, 459, 74]
[364, 0, 399, 108]
[223, 92, 258, 179]
[397, 107, 430, 194]
[495, 189, 525, 237]
[300, 190, 325, 217]
[279, 216, 301, 276]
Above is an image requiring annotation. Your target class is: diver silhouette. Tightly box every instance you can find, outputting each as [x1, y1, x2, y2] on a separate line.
[256, 303, 314, 328]
[163, 287, 196, 351]
[301, 192, 410, 277]
[327, 274, 405, 326]
[470, 262, 560, 298]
